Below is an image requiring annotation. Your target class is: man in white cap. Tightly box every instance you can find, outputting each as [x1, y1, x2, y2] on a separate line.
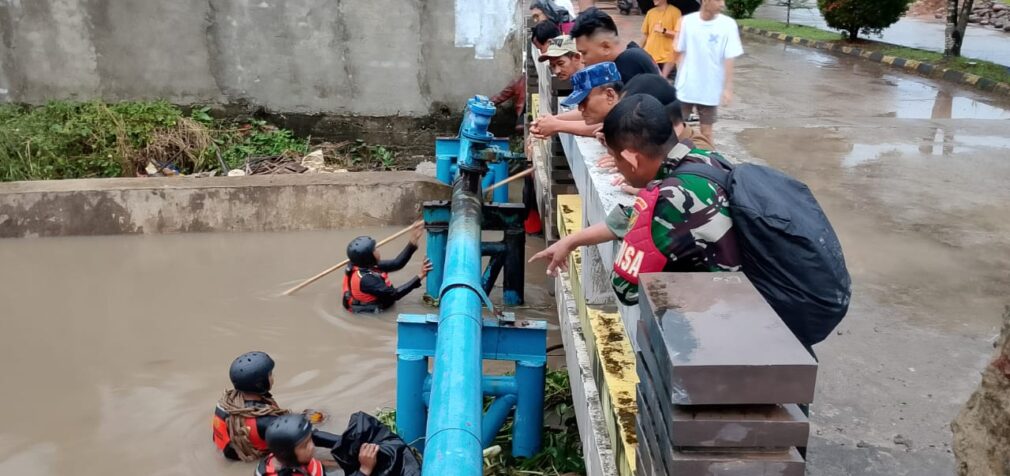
[539, 35, 585, 81]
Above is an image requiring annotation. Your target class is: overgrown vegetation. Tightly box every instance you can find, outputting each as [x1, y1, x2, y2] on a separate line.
[376, 369, 585, 476]
[738, 18, 1010, 85]
[817, 0, 913, 40]
[0, 101, 407, 182]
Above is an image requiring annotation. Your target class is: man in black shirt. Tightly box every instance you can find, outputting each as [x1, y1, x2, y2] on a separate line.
[342, 225, 432, 313]
[570, 7, 659, 84]
[530, 7, 661, 139]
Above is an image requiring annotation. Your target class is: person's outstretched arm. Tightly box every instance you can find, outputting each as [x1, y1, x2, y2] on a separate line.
[359, 273, 421, 304]
[376, 224, 424, 272]
[529, 223, 617, 276]
[376, 243, 417, 272]
[311, 429, 342, 448]
[530, 115, 601, 138]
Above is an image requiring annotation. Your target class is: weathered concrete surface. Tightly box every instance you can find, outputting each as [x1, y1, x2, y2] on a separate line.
[0, 0, 521, 116]
[719, 36, 1010, 475]
[639, 273, 818, 405]
[0, 172, 449, 238]
[555, 270, 620, 476]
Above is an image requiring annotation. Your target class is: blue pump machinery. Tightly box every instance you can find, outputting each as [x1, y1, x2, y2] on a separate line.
[396, 96, 547, 476]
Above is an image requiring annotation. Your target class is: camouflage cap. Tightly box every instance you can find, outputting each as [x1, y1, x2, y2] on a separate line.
[538, 35, 579, 62]
[561, 62, 621, 107]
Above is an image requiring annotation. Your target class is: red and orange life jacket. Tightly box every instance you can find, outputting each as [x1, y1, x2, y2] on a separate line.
[256, 455, 324, 476]
[341, 266, 393, 309]
[212, 405, 268, 454]
[612, 186, 668, 287]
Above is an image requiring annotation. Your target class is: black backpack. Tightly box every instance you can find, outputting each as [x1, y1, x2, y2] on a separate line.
[675, 155, 851, 347]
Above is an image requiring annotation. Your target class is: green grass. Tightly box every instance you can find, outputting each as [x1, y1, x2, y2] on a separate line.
[738, 18, 845, 41]
[738, 19, 1010, 86]
[877, 46, 1010, 84]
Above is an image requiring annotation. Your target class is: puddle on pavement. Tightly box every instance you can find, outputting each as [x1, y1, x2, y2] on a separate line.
[843, 133, 1010, 167]
[0, 228, 557, 475]
[874, 77, 1010, 120]
[788, 47, 842, 70]
[736, 125, 1010, 331]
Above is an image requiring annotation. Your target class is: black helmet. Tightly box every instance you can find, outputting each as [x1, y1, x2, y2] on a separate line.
[229, 351, 274, 395]
[266, 414, 314, 466]
[347, 236, 377, 268]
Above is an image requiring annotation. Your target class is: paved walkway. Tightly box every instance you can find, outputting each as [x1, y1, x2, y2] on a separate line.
[721, 33, 1010, 475]
[755, 3, 1010, 67]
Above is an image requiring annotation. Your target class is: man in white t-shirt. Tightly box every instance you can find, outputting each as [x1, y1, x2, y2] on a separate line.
[674, 0, 743, 144]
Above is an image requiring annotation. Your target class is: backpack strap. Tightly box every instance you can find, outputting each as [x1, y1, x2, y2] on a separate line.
[673, 161, 732, 193]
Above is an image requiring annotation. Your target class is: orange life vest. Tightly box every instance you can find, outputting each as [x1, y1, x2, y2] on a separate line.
[256, 455, 324, 476]
[342, 266, 392, 308]
[212, 405, 268, 454]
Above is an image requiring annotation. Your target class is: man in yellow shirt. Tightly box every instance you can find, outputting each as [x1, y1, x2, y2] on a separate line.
[640, 0, 681, 78]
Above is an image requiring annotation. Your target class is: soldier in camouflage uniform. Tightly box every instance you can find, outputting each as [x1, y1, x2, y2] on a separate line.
[530, 94, 740, 305]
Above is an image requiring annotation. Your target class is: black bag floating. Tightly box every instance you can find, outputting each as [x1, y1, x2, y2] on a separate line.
[330, 412, 421, 476]
[675, 157, 852, 346]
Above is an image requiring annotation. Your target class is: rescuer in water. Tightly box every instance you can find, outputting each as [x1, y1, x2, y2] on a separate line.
[256, 414, 380, 476]
[212, 352, 342, 462]
[342, 224, 432, 314]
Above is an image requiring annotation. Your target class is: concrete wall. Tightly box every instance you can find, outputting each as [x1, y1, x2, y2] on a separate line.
[0, 0, 521, 116]
[0, 172, 450, 238]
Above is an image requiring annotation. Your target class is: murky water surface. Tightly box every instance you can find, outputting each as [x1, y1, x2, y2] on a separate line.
[0, 228, 556, 475]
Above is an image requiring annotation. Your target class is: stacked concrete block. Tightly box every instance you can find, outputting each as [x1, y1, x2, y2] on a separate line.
[635, 273, 817, 475]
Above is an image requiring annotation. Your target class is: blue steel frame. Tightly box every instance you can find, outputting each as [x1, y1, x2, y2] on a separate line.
[422, 200, 526, 306]
[396, 313, 547, 458]
[396, 96, 546, 476]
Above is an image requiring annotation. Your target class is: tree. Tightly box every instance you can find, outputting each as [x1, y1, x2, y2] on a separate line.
[944, 0, 975, 57]
[775, 0, 816, 27]
[817, 0, 913, 40]
[726, 0, 765, 19]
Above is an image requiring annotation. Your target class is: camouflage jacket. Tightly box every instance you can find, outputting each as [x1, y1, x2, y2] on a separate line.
[607, 146, 742, 305]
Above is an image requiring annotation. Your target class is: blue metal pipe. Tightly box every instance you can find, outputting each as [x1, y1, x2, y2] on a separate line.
[395, 354, 429, 451]
[512, 360, 547, 458]
[422, 176, 485, 476]
[422, 375, 519, 406]
[482, 394, 518, 448]
[480, 241, 507, 257]
[423, 205, 451, 303]
[489, 160, 511, 203]
[482, 376, 518, 396]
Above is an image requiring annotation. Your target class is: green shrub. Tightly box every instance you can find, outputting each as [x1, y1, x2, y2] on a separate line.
[817, 0, 912, 40]
[0, 102, 314, 181]
[215, 120, 310, 170]
[726, 0, 765, 19]
[0, 101, 181, 181]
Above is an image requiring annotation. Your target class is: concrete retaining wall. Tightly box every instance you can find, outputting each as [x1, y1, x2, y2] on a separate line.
[0, 172, 450, 238]
[0, 0, 522, 116]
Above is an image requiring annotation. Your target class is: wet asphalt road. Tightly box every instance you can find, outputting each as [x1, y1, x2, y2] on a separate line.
[755, 3, 1010, 67]
[719, 34, 1010, 475]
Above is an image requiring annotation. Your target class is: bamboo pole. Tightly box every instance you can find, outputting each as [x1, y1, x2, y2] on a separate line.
[282, 168, 534, 296]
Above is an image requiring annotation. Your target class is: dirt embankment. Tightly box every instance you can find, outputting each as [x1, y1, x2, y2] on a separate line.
[951, 307, 1010, 475]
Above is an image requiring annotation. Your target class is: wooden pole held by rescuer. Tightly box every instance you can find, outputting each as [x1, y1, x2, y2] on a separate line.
[282, 168, 534, 296]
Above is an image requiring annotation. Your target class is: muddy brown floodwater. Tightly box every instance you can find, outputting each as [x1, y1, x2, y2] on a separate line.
[0, 228, 557, 475]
